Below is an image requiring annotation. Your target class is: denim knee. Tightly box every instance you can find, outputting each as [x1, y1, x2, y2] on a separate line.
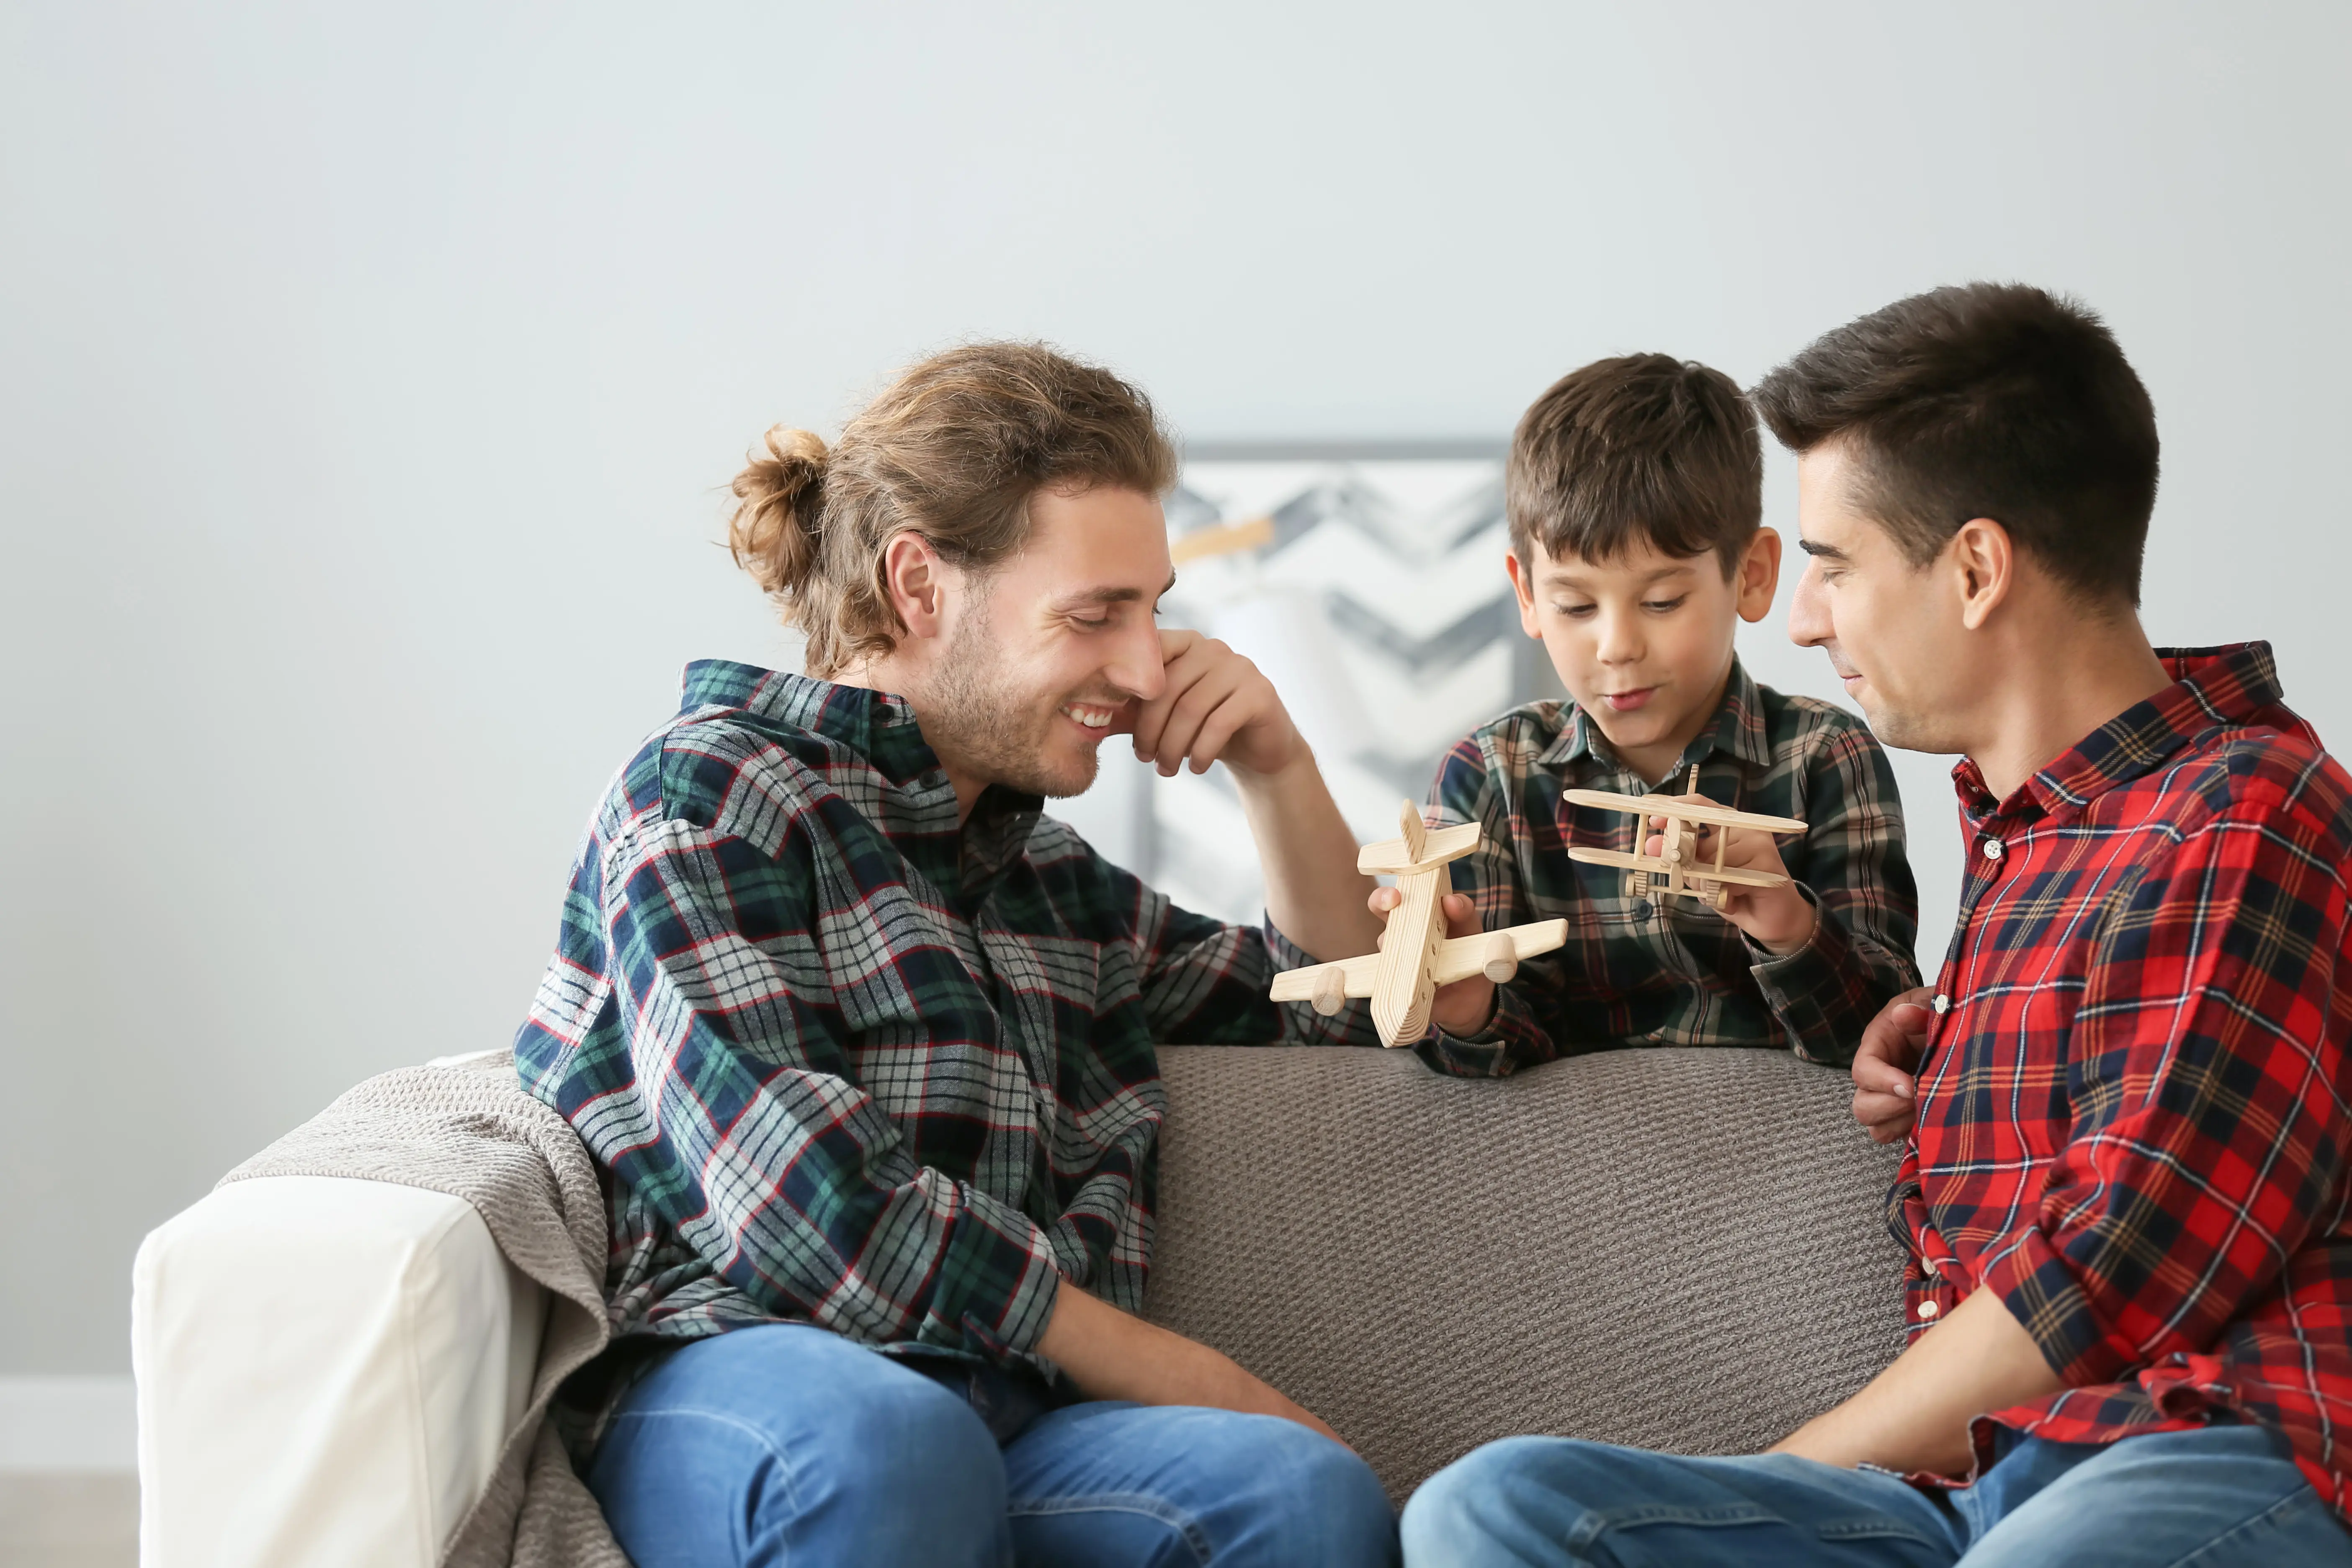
[758, 1361, 1005, 1562]
[1219, 1416, 1396, 1566]
[590, 1331, 1010, 1568]
[1402, 1436, 1602, 1565]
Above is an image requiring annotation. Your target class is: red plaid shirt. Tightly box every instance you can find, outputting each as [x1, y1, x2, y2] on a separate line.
[1895, 642, 2352, 1517]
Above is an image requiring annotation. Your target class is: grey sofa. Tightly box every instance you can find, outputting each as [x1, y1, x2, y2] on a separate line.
[1148, 1044, 1909, 1501]
[134, 1042, 1908, 1558]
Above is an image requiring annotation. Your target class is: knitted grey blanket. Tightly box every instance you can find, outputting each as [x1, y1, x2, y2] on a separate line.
[220, 1050, 628, 1568]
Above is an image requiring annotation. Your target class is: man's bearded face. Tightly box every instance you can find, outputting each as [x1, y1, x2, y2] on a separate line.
[923, 588, 1124, 799]
[909, 485, 1176, 801]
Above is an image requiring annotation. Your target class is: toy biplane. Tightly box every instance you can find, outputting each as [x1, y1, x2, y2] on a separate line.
[1561, 788, 1806, 911]
[1269, 801, 1569, 1048]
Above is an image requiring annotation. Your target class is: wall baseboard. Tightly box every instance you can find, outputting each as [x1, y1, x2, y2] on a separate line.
[0, 1376, 137, 1472]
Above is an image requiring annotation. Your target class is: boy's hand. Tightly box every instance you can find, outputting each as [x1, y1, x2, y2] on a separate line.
[1365, 887, 1497, 1037]
[1643, 793, 1815, 954]
[1852, 987, 1935, 1143]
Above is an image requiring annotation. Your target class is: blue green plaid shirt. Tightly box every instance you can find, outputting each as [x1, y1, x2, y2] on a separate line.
[1378, 658, 1922, 1072]
[514, 662, 1349, 1373]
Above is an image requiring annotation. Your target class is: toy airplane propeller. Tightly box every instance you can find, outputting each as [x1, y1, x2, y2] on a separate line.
[1561, 788, 1806, 911]
[1270, 801, 1569, 1048]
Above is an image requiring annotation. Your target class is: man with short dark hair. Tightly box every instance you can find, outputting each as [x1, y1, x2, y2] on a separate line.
[1401, 284, 2352, 1567]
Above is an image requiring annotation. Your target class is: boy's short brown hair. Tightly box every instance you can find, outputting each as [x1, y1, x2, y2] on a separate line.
[1506, 354, 1763, 578]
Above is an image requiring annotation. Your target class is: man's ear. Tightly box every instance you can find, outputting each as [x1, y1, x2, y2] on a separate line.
[878, 531, 952, 642]
[1734, 528, 1782, 624]
[1504, 550, 1543, 641]
[1948, 518, 2015, 631]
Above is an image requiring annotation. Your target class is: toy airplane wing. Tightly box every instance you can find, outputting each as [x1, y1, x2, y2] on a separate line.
[1564, 845, 1659, 873]
[1428, 918, 1569, 987]
[1269, 952, 1383, 1013]
[1357, 819, 1481, 875]
[1565, 846, 1788, 889]
[1270, 920, 1570, 1013]
[1560, 788, 1806, 837]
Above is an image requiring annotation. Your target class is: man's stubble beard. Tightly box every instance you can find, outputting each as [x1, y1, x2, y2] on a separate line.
[919, 599, 1101, 801]
[1855, 691, 1963, 758]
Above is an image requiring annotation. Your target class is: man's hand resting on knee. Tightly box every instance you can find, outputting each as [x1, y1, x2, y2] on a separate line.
[1037, 1275, 1350, 1449]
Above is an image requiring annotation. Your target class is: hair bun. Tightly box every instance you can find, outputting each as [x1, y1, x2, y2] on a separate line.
[728, 425, 830, 599]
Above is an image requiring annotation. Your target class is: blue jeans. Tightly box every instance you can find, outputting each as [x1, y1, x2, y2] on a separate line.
[1401, 1424, 2352, 1567]
[585, 1323, 1398, 1567]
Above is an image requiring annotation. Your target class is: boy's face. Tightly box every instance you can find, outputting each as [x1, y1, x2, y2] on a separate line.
[1507, 530, 1780, 783]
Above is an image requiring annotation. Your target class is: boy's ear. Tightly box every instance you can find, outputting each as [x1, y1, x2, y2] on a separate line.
[1734, 528, 1782, 624]
[1504, 550, 1543, 640]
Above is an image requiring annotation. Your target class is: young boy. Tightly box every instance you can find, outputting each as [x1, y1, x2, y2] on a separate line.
[1369, 354, 1919, 1069]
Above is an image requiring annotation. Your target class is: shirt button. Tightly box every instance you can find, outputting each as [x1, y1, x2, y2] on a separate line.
[1982, 837, 2005, 861]
[1931, 994, 1951, 1015]
[1631, 899, 1654, 919]
[1917, 1299, 1940, 1320]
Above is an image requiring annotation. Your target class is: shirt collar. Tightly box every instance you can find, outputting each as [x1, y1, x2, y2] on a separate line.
[681, 659, 943, 783]
[1539, 656, 1774, 778]
[1950, 641, 2293, 821]
[677, 660, 1043, 911]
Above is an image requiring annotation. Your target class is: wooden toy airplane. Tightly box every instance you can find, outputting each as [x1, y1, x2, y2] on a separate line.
[1270, 801, 1569, 1048]
[1561, 788, 1806, 911]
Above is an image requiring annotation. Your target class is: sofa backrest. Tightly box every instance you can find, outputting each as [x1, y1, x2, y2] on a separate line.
[1147, 1045, 1908, 1500]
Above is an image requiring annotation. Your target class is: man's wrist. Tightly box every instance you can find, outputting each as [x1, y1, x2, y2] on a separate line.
[1224, 741, 1316, 795]
[1043, 1276, 1252, 1410]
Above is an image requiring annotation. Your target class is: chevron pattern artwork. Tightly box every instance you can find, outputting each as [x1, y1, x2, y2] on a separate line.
[1139, 445, 1564, 927]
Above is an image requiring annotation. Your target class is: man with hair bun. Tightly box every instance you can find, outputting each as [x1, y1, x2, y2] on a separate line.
[1401, 286, 2352, 1566]
[515, 342, 1398, 1566]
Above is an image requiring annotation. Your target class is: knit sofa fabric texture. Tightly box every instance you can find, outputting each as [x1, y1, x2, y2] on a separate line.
[1147, 1044, 1908, 1501]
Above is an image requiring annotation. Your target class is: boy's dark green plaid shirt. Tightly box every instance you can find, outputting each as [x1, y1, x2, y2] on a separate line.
[1389, 658, 1921, 1071]
[514, 662, 1347, 1371]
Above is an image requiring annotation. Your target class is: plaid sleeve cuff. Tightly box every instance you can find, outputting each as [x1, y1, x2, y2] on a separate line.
[1746, 885, 1868, 1066]
[1415, 983, 1536, 1078]
[1262, 921, 1314, 972]
[929, 1184, 1066, 1360]
[1262, 920, 1381, 1047]
[1972, 1222, 2139, 1388]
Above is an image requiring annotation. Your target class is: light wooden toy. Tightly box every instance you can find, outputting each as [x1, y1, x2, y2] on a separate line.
[1560, 788, 1806, 912]
[1270, 801, 1569, 1048]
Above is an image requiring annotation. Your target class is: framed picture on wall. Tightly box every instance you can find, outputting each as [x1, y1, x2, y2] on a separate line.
[1108, 441, 1563, 925]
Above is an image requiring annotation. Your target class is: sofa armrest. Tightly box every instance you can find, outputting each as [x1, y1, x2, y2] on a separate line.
[133, 1175, 547, 1568]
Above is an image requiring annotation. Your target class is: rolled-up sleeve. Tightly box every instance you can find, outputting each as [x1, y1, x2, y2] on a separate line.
[1973, 798, 2350, 1385]
[595, 816, 1062, 1358]
[1747, 725, 1921, 1066]
[1105, 855, 1358, 1046]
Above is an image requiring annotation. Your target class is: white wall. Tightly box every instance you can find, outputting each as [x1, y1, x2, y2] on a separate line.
[3, 1, 2346, 1374]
